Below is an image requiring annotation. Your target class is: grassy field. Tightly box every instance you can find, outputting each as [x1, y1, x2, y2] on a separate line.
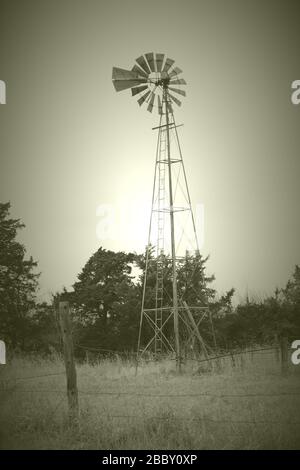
[0, 350, 300, 449]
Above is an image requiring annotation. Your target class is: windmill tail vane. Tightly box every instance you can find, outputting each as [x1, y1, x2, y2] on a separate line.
[112, 53, 213, 373]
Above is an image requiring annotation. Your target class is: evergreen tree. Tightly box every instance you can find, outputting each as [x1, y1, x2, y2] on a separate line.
[71, 247, 138, 349]
[0, 202, 39, 347]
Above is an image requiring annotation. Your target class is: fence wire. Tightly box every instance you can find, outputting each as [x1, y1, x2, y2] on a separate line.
[74, 343, 279, 364]
[90, 414, 300, 425]
[1, 387, 299, 399]
[0, 350, 299, 428]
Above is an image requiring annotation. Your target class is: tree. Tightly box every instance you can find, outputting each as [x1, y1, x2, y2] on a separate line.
[71, 247, 138, 350]
[0, 202, 39, 347]
[177, 252, 217, 305]
[24, 301, 60, 354]
[65, 245, 235, 353]
[213, 266, 300, 349]
[281, 265, 300, 307]
[135, 249, 218, 307]
[275, 265, 300, 339]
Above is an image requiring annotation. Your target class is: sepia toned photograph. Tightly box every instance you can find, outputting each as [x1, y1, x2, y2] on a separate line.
[0, 0, 300, 454]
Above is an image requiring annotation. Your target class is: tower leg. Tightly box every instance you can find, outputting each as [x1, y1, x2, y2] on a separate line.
[164, 86, 181, 372]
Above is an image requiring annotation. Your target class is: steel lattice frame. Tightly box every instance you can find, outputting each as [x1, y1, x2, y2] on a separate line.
[112, 53, 211, 372]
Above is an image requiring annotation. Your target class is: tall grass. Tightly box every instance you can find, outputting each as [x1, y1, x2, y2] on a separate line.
[0, 350, 299, 449]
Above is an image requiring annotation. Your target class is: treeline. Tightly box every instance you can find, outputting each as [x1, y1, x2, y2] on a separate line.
[0, 202, 299, 355]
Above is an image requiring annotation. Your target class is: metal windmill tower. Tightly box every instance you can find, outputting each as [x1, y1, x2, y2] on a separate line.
[112, 53, 209, 372]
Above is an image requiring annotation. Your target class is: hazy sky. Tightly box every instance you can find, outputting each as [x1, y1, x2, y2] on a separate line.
[0, 0, 299, 303]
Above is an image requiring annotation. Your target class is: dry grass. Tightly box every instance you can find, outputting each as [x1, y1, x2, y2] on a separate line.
[0, 350, 300, 449]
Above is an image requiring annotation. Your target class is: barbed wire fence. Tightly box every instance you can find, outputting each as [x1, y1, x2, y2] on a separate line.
[1, 375, 300, 426]
[0, 301, 297, 429]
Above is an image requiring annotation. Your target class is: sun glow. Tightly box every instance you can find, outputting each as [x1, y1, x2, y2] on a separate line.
[96, 193, 151, 254]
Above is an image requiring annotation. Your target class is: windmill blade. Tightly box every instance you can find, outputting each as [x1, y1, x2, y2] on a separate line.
[112, 66, 147, 92]
[162, 57, 175, 73]
[168, 67, 183, 78]
[113, 78, 147, 92]
[169, 78, 187, 86]
[169, 92, 182, 107]
[131, 64, 148, 78]
[112, 67, 141, 80]
[157, 95, 163, 115]
[131, 85, 148, 96]
[147, 91, 156, 113]
[136, 55, 151, 74]
[113, 55, 186, 112]
[168, 86, 186, 97]
[137, 90, 151, 106]
[145, 52, 156, 72]
[156, 53, 165, 72]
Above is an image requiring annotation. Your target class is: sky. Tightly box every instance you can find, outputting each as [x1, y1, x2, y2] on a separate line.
[0, 0, 300, 303]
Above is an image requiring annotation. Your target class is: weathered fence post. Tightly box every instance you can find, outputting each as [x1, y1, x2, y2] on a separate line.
[59, 301, 79, 426]
[280, 336, 289, 375]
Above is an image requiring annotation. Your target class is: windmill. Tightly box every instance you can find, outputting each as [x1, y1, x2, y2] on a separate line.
[112, 53, 210, 372]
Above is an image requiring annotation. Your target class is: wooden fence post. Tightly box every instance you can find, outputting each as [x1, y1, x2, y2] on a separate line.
[59, 301, 79, 426]
[280, 336, 289, 375]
